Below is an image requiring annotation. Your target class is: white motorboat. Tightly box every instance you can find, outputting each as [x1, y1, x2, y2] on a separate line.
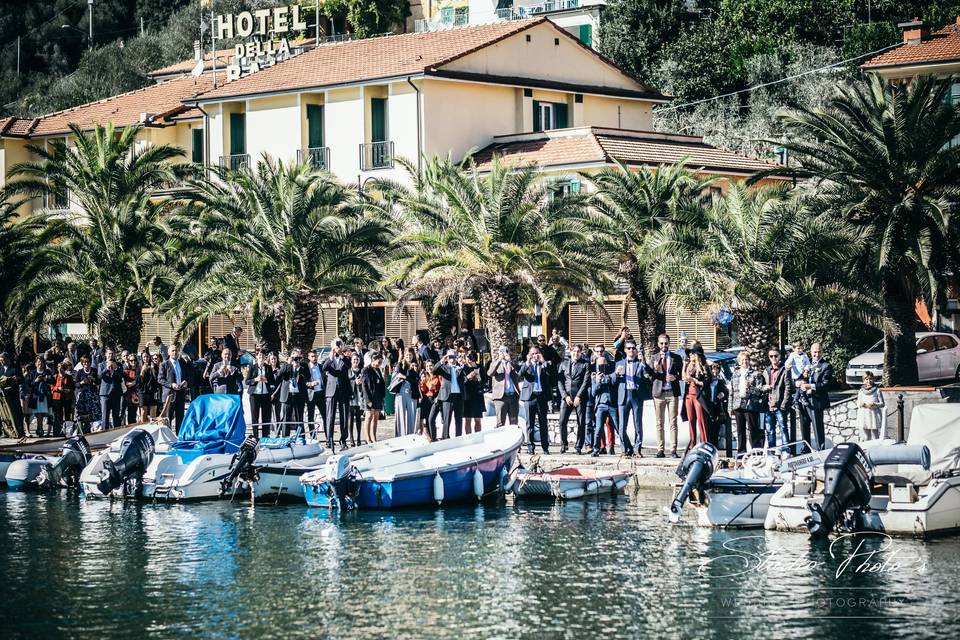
[764, 403, 956, 538]
[80, 422, 177, 498]
[666, 442, 831, 528]
[6, 433, 93, 490]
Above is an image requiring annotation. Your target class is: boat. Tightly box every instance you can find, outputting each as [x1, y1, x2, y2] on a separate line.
[79, 422, 177, 498]
[764, 403, 956, 538]
[1, 421, 138, 484]
[5, 433, 93, 490]
[510, 466, 631, 500]
[665, 441, 835, 528]
[301, 426, 524, 509]
[244, 434, 432, 502]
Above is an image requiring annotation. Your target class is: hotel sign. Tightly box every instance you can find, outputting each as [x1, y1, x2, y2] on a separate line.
[215, 5, 310, 82]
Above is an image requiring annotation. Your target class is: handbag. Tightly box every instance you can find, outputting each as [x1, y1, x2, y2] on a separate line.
[388, 375, 404, 394]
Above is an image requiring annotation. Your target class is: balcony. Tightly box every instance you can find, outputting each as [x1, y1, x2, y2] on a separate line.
[359, 141, 394, 171]
[298, 147, 331, 170]
[42, 190, 71, 214]
[219, 154, 250, 171]
[415, 0, 587, 31]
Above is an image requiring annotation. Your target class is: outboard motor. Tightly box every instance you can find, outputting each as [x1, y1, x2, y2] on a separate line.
[97, 429, 155, 496]
[805, 442, 872, 538]
[322, 454, 357, 510]
[220, 437, 260, 497]
[669, 443, 718, 522]
[37, 435, 92, 489]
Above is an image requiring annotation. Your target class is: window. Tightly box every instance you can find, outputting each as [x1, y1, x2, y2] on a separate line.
[44, 186, 69, 210]
[371, 98, 387, 143]
[307, 104, 324, 149]
[550, 178, 580, 200]
[533, 100, 568, 132]
[935, 335, 958, 351]
[578, 24, 592, 47]
[191, 128, 204, 164]
[917, 336, 937, 352]
[229, 112, 246, 156]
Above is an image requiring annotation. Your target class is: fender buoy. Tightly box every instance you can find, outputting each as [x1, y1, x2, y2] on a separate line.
[599, 479, 613, 489]
[614, 478, 628, 491]
[433, 472, 444, 504]
[562, 488, 585, 500]
[585, 481, 599, 494]
[473, 469, 484, 499]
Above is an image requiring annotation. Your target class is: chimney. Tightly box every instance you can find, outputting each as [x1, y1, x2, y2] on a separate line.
[898, 18, 930, 44]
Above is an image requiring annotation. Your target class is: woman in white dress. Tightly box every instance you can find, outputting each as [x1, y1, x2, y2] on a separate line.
[856, 371, 884, 441]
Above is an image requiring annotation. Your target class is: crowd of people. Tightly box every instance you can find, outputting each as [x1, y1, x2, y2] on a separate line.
[1, 324, 872, 457]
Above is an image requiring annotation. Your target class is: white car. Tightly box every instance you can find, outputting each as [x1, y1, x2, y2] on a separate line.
[846, 331, 960, 385]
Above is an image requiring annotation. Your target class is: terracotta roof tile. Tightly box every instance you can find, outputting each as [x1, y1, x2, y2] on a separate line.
[3, 75, 213, 138]
[472, 127, 779, 176]
[862, 22, 960, 68]
[195, 19, 550, 101]
[149, 49, 235, 78]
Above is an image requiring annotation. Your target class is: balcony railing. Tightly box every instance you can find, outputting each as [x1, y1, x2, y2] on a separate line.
[359, 141, 394, 171]
[298, 146, 331, 170]
[219, 154, 250, 171]
[416, 0, 585, 31]
[42, 190, 70, 212]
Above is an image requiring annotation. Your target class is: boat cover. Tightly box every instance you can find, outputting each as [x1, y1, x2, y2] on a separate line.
[171, 394, 246, 460]
[898, 403, 960, 484]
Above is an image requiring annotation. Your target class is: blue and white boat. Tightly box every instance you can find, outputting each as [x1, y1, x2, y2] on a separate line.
[301, 426, 524, 509]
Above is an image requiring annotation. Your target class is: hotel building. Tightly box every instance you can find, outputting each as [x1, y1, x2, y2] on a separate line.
[0, 16, 780, 354]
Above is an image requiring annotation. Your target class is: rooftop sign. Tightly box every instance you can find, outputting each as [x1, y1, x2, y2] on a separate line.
[214, 5, 309, 82]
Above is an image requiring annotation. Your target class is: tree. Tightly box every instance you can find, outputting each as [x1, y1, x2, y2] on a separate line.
[587, 160, 713, 359]
[763, 75, 960, 385]
[646, 183, 872, 356]
[375, 157, 610, 354]
[166, 158, 390, 353]
[0, 194, 39, 355]
[321, 0, 410, 38]
[598, 0, 687, 85]
[4, 123, 191, 349]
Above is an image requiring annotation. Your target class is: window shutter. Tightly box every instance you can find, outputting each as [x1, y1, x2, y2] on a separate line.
[579, 24, 592, 47]
[313, 305, 341, 349]
[555, 102, 568, 129]
[191, 128, 204, 163]
[570, 178, 580, 193]
[229, 113, 246, 155]
[307, 104, 324, 148]
[371, 98, 387, 142]
[533, 100, 542, 132]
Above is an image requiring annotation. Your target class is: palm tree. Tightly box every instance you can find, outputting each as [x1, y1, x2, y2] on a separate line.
[0, 194, 39, 354]
[587, 160, 713, 359]
[5, 123, 191, 349]
[761, 75, 960, 385]
[646, 184, 873, 356]
[375, 156, 610, 354]
[166, 158, 390, 352]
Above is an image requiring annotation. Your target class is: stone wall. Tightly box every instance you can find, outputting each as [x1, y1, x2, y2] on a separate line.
[825, 388, 949, 444]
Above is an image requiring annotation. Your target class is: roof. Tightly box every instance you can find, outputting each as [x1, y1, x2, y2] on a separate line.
[149, 48, 235, 79]
[862, 20, 960, 69]
[471, 127, 780, 176]
[193, 18, 665, 102]
[1, 74, 213, 139]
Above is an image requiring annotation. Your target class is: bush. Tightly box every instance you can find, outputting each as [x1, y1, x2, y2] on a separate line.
[788, 308, 880, 387]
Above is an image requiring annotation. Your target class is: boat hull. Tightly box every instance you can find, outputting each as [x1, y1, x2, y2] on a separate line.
[764, 476, 960, 538]
[5, 456, 57, 490]
[79, 424, 177, 498]
[512, 468, 631, 500]
[693, 477, 781, 528]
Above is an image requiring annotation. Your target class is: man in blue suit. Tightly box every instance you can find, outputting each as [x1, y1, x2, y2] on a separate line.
[612, 340, 647, 458]
[520, 346, 550, 455]
[590, 367, 618, 457]
[97, 348, 124, 430]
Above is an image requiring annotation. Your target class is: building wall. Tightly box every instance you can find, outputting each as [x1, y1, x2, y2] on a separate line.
[422, 79, 518, 161]
[247, 94, 301, 164]
[325, 86, 365, 179]
[581, 94, 651, 130]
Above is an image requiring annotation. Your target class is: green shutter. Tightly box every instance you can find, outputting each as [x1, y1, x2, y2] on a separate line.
[191, 128, 203, 163]
[570, 178, 580, 193]
[533, 100, 542, 132]
[555, 102, 568, 129]
[579, 24, 592, 48]
[229, 113, 246, 155]
[371, 98, 386, 142]
[307, 104, 324, 148]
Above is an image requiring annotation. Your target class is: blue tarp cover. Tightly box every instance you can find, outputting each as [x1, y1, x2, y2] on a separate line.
[172, 394, 246, 457]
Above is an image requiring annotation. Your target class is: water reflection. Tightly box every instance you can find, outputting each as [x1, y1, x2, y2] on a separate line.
[1, 490, 958, 639]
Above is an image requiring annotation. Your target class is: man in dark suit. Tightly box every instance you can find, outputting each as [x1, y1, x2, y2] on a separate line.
[797, 342, 833, 451]
[210, 347, 243, 395]
[223, 326, 244, 365]
[762, 349, 794, 451]
[87, 338, 104, 370]
[648, 333, 684, 458]
[436, 350, 466, 439]
[323, 340, 351, 448]
[488, 346, 520, 426]
[278, 349, 308, 437]
[612, 340, 647, 458]
[414, 334, 431, 365]
[352, 337, 369, 363]
[536, 333, 562, 411]
[520, 346, 550, 455]
[97, 349, 124, 430]
[588, 343, 614, 453]
[556, 343, 590, 454]
[590, 367, 618, 457]
[158, 344, 192, 434]
[0, 352, 25, 437]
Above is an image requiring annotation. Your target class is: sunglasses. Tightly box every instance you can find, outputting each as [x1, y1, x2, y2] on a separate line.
[768, 354, 780, 358]
[626, 346, 637, 350]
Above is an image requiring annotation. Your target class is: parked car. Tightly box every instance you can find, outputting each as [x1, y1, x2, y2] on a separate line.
[845, 331, 960, 386]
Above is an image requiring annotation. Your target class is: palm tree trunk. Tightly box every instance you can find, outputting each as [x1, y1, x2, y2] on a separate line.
[628, 272, 664, 362]
[736, 311, 778, 356]
[881, 277, 919, 387]
[288, 294, 319, 351]
[98, 304, 144, 352]
[257, 314, 284, 354]
[479, 285, 520, 356]
[422, 296, 457, 344]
